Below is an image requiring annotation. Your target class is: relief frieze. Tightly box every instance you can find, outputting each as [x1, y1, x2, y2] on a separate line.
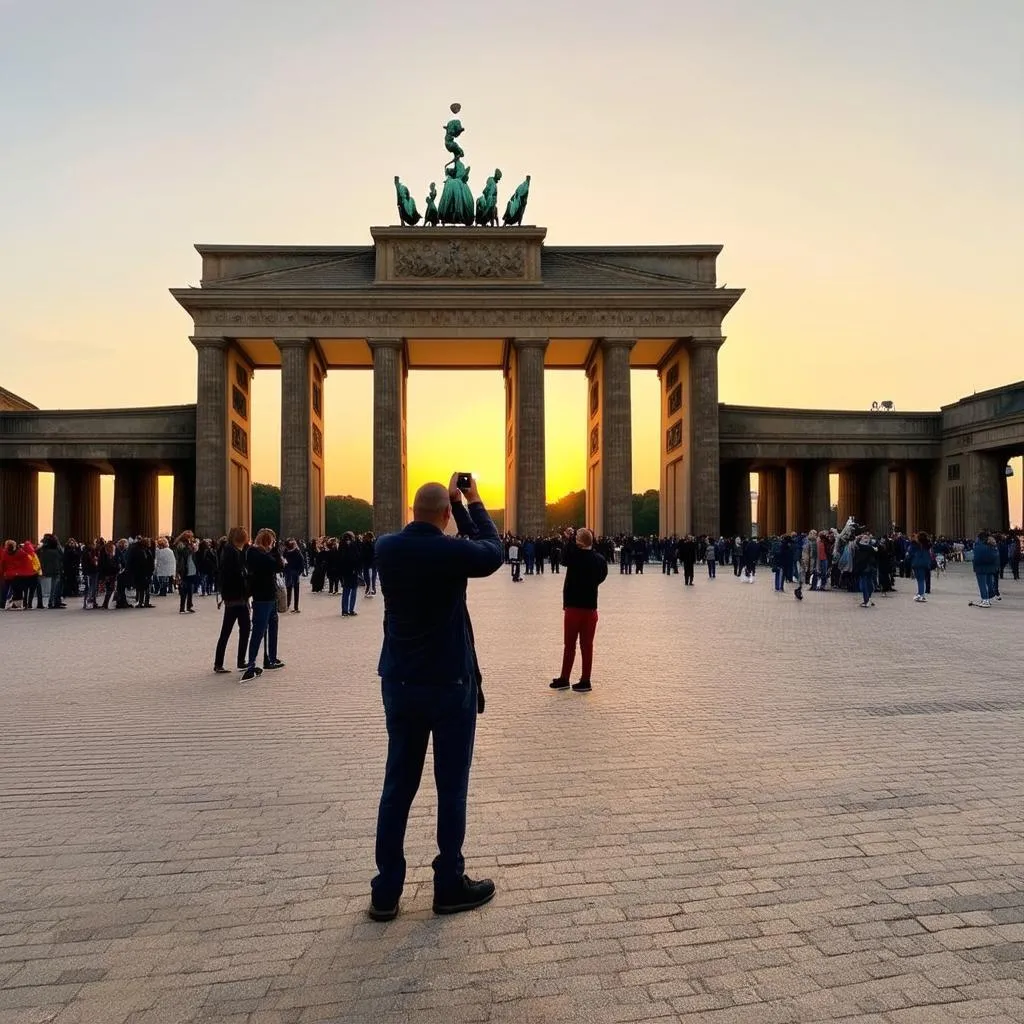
[201, 307, 718, 329]
[392, 239, 527, 280]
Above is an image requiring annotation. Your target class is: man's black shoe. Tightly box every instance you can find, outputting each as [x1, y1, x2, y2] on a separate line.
[263, 660, 285, 670]
[550, 678, 570, 689]
[213, 666, 231, 674]
[240, 668, 259, 682]
[572, 680, 593, 692]
[433, 876, 495, 915]
[367, 899, 399, 922]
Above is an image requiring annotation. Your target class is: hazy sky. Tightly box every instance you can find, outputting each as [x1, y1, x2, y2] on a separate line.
[2, 1, 1022, 526]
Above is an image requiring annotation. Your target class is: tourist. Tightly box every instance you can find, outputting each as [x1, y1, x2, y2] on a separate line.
[38, 534, 65, 608]
[1, 540, 36, 609]
[1010, 533, 1021, 581]
[81, 541, 100, 608]
[742, 535, 760, 582]
[908, 531, 932, 602]
[99, 541, 119, 609]
[283, 538, 304, 613]
[214, 526, 252, 674]
[507, 538, 521, 582]
[325, 537, 340, 595]
[361, 531, 377, 597]
[338, 531, 362, 616]
[154, 537, 175, 596]
[705, 535, 717, 578]
[678, 535, 696, 585]
[971, 531, 998, 607]
[549, 536, 562, 574]
[174, 531, 198, 613]
[243, 527, 285, 680]
[127, 537, 154, 608]
[986, 534, 1002, 602]
[368, 474, 502, 921]
[523, 537, 536, 575]
[21, 541, 44, 609]
[852, 534, 878, 608]
[550, 526, 608, 693]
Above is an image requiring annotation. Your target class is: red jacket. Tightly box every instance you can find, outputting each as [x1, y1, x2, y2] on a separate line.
[1, 545, 35, 579]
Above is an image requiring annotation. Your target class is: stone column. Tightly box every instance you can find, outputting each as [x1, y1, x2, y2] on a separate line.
[688, 339, 721, 537]
[864, 462, 891, 536]
[53, 463, 102, 542]
[756, 467, 785, 536]
[504, 339, 547, 536]
[586, 338, 634, 536]
[370, 339, 407, 536]
[890, 468, 908, 533]
[277, 339, 326, 541]
[808, 461, 832, 532]
[0, 464, 39, 542]
[718, 462, 751, 538]
[837, 467, 863, 526]
[112, 464, 158, 538]
[172, 461, 196, 537]
[785, 464, 809, 532]
[965, 451, 1006, 535]
[193, 338, 229, 538]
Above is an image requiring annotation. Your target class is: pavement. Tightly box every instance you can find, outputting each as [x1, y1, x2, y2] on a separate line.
[0, 561, 1022, 1024]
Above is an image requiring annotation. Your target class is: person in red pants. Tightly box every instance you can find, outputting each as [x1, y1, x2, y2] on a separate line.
[550, 527, 608, 693]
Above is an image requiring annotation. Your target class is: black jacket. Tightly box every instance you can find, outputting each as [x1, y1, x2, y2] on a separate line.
[219, 544, 249, 603]
[562, 538, 608, 610]
[245, 546, 283, 602]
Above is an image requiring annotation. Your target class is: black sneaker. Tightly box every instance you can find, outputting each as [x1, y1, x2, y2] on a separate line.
[240, 668, 258, 681]
[367, 899, 399, 922]
[263, 660, 285, 670]
[571, 680, 593, 693]
[550, 678, 570, 689]
[213, 666, 231, 675]
[433, 876, 496, 915]
[236, 663, 247, 671]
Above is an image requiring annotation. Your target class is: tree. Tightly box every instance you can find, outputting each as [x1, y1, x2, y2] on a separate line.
[631, 489, 659, 535]
[252, 483, 281, 534]
[326, 495, 372, 536]
[545, 490, 586, 529]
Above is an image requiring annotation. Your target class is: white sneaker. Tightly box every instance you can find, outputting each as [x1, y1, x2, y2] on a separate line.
[979, 600, 991, 608]
[913, 595, 923, 602]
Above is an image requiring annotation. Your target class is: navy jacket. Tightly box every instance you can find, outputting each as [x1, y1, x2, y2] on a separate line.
[375, 501, 503, 687]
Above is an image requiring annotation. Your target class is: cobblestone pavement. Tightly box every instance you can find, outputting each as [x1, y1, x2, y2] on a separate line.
[1, 563, 1022, 1024]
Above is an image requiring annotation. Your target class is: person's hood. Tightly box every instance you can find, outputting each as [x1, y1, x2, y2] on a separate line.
[21, 541, 35, 555]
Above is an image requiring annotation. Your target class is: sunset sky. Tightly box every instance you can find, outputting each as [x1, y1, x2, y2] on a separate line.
[1, 1, 1021, 531]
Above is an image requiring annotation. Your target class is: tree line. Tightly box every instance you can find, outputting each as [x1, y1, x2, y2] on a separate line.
[251, 484, 661, 537]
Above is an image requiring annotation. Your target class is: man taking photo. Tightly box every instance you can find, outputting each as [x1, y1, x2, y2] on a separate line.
[550, 526, 608, 693]
[369, 473, 503, 921]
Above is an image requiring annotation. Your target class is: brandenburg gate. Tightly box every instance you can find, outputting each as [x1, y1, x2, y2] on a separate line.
[172, 228, 742, 541]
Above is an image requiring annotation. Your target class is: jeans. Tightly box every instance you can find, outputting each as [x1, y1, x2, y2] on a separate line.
[215, 602, 252, 669]
[560, 607, 599, 681]
[43, 575, 63, 607]
[707, 560, 716, 578]
[859, 571, 874, 605]
[363, 565, 378, 593]
[510, 561, 521, 582]
[975, 574, 990, 601]
[817, 559, 829, 589]
[341, 585, 358, 615]
[84, 573, 99, 606]
[285, 569, 301, 611]
[990, 573, 1000, 598]
[372, 676, 477, 906]
[179, 576, 195, 612]
[248, 600, 278, 669]
[774, 567, 786, 591]
[914, 566, 928, 597]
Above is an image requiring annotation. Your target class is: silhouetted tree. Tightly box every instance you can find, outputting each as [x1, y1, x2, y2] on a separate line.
[252, 483, 281, 534]
[631, 489, 659, 535]
[326, 495, 372, 536]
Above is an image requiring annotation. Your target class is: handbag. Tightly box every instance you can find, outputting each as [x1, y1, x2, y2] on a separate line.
[275, 573, 288, 614]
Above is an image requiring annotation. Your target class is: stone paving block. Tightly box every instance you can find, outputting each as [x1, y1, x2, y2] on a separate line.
[0, 567, 1021, 1023]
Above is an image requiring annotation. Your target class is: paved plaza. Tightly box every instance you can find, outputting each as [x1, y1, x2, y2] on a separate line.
[1, 564, 1022, 1024]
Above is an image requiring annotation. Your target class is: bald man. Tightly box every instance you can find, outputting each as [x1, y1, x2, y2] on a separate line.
[551, 526, 608, 693]
[368, 474, 503, 921]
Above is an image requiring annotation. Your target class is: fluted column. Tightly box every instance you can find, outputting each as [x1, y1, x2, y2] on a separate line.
[837, 467, 863, 526]
[504, 339, 547, 536]
[278, 339, 325, 541]
[785, 464, 809, 532]
[890, 468, 907, 534]
[112, 464, 158, 538]
[808, 461, 832, 532]
[370, 339, 407, 536]
[0, 464, 39, 542]
[193, 338, 229, 538]
[53, 463, 101, 542]
[718, 462, 751, 538]
[966, 451, 1006, 535]
[756, 468, 785, 536]
[586, 338, 634, 536]
[864, 462, 891, 536]
[688, 339, 721, 537]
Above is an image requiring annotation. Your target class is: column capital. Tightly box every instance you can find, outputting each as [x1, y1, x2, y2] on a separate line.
[367, 337, 405, 350]
[190, 336, 229, 350]
[274, 337, 315, 350]
[599, 337, 636, 350]
[687, 335, 725, 351]
[510, 338, 549, 350]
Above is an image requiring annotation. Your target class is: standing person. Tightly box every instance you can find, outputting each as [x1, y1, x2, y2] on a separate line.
[368, 474, 503, 922]
[325, 537, 341, 596]
[339, 532, 362, 616]
[678, 535, 697, 586]
[154, 538, 175, 596]
[550, 527, 608, 693]
[361, 532, 378, 597]
[174, 531, 198, 613]
[1010, 533, 1021, 581]
[214, 527, 252, 674]
[81, 541, 101, 608]
[38, 534, 65, 609]
[705, 536, 717, 579]
[971, 531, 999, 608]
[243, 528, 285, 680]
[908, 531, 932, 602]
[283, 539, 304, 613]
[62, 539, 81, 599]
[549, 536, 562, 574]
[507, 538, 521, 582]
[852, 534, 878, 608]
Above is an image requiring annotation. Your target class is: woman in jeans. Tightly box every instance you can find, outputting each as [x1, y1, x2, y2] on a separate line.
[908, 532, 932, 603]
[243, 528, 285, 681]
[338, 532, 362, 617]
[214, 527, 251, 674]
[283, 538, 304, 613]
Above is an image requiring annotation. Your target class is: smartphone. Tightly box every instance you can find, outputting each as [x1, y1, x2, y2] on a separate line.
[457, 473, 472, 493]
